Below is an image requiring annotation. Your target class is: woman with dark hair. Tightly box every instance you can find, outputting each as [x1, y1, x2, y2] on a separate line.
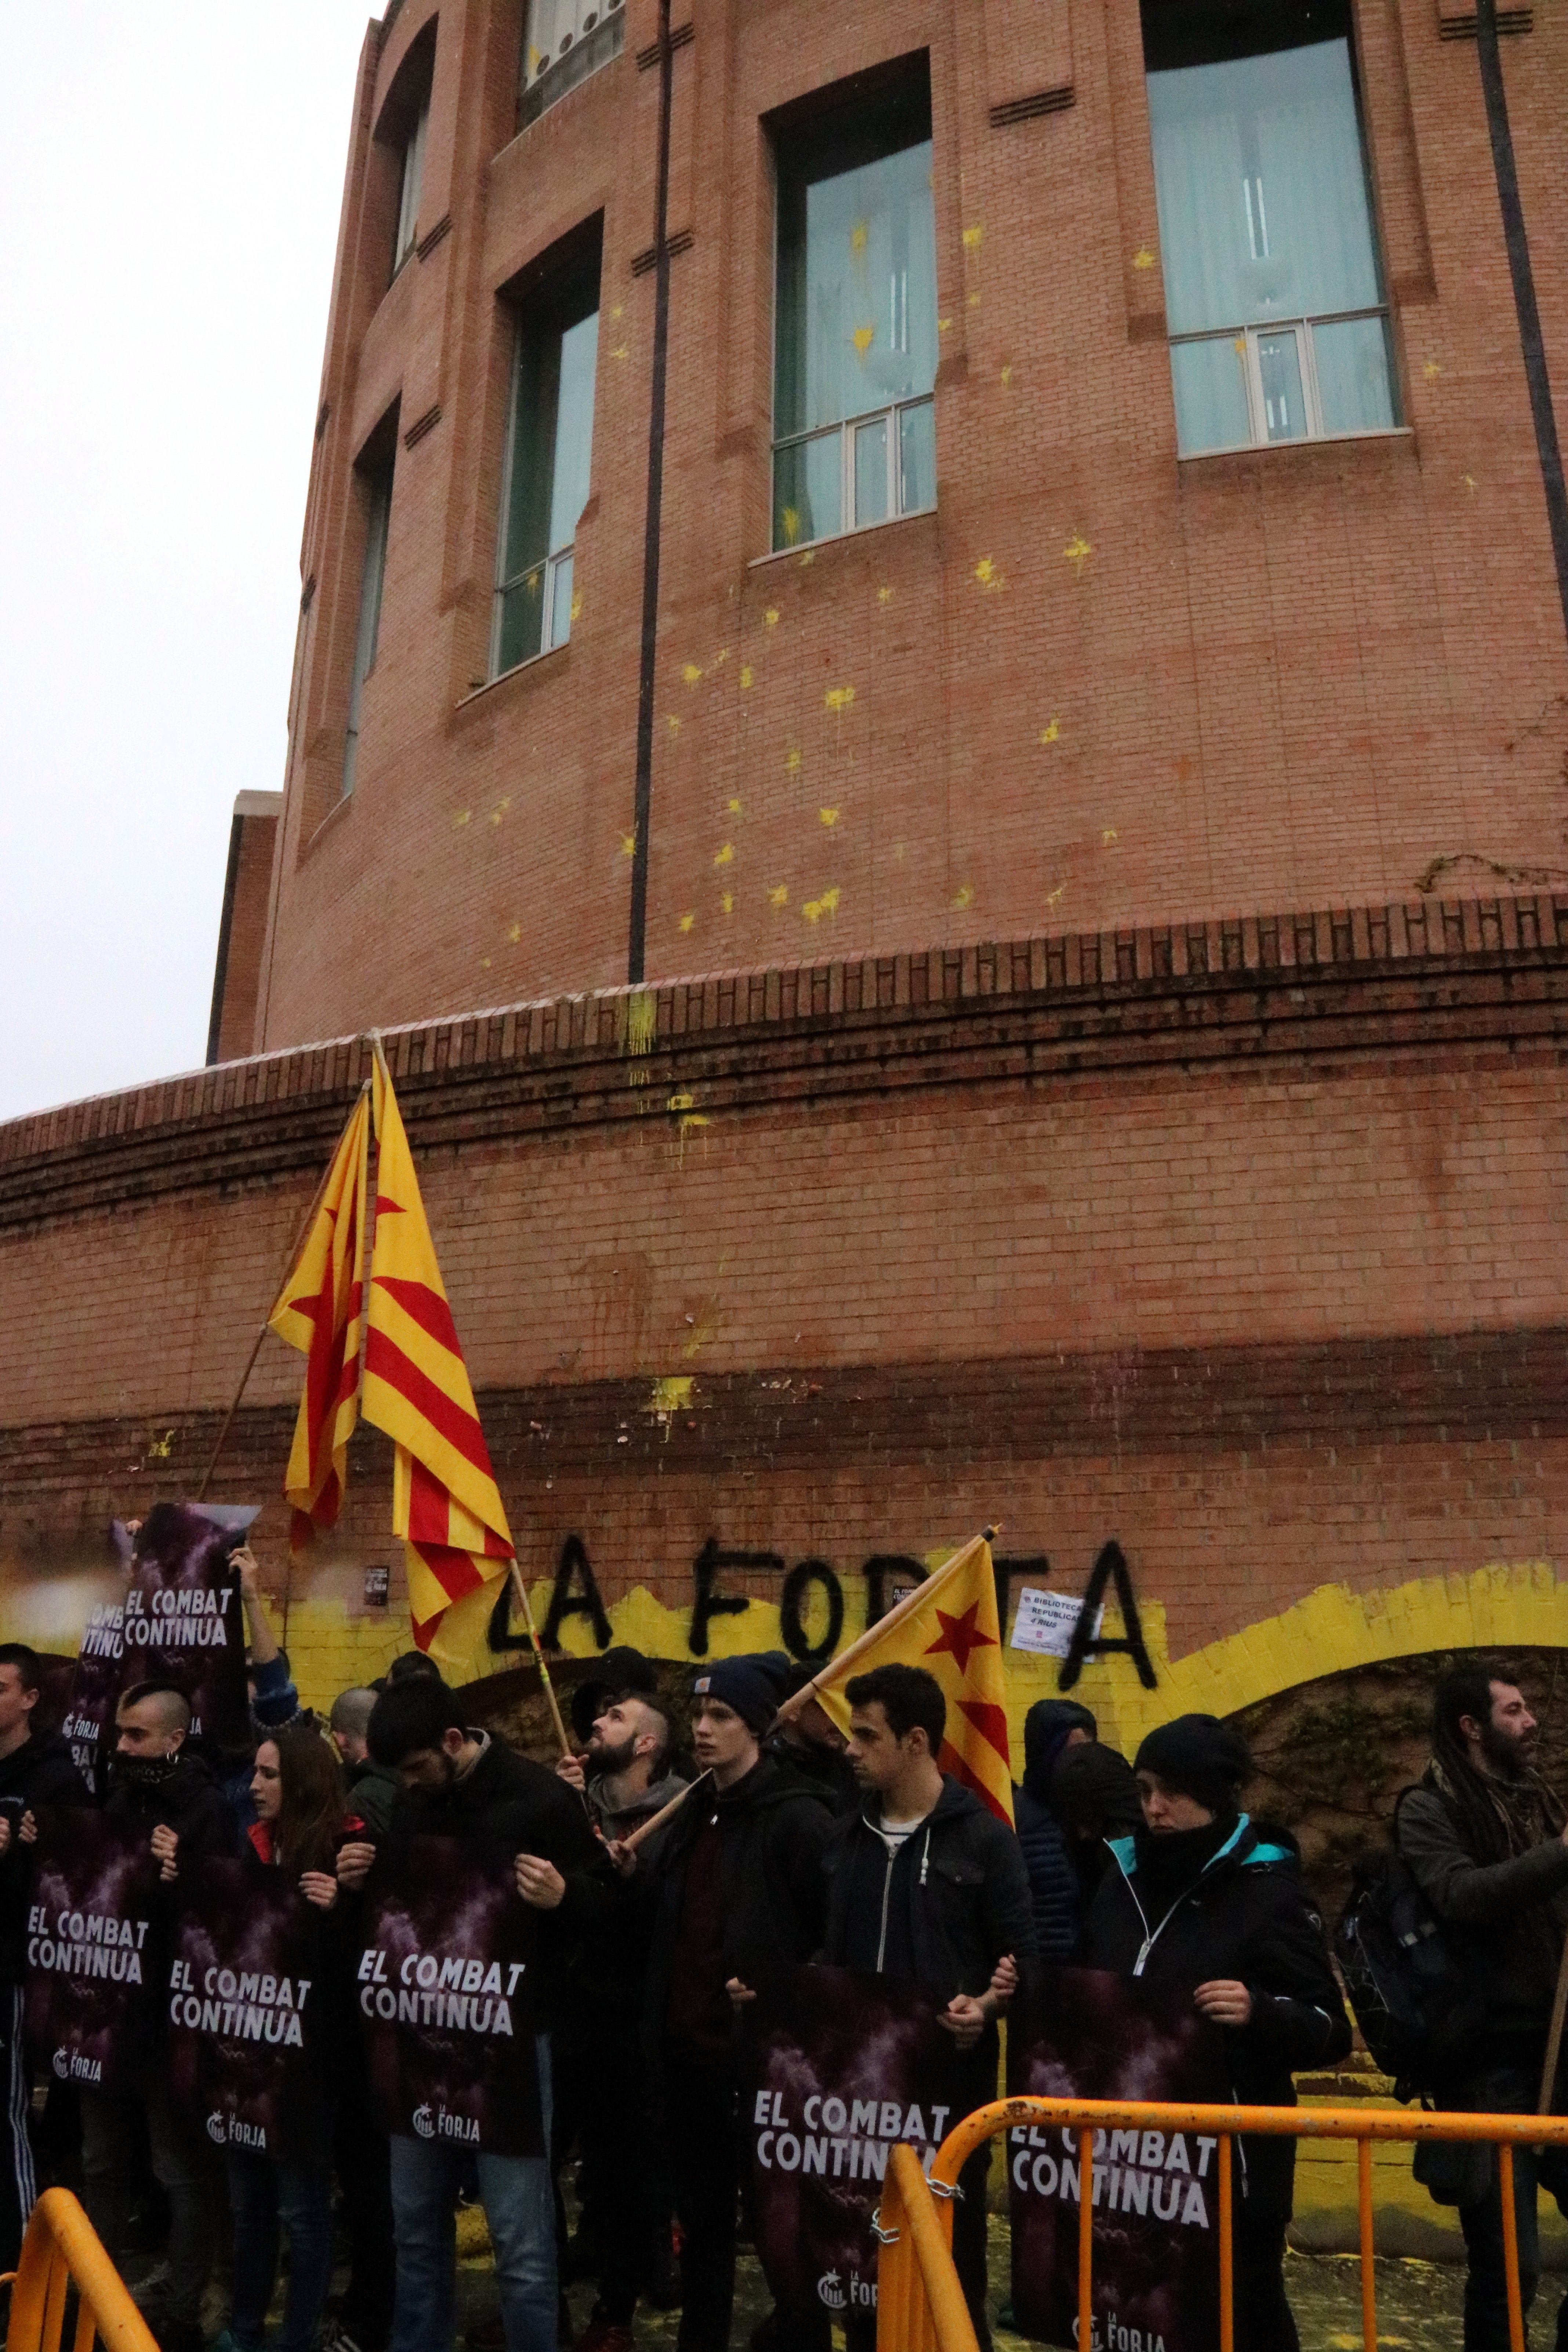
[213, 1728, 354, 2352]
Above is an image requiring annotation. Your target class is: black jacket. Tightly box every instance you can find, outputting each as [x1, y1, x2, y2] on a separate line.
[819, 1777, 1038, 2004]
[344, 1756, 400, 1843]
[0, 1731, 89, 1981]
[102, 1746, 236, 1861]
[1012, 1782, 1081, 1964]
[1078, 1816, 1351, 2217]
[643, 1755, 833, 2054]
[1397, 1775, 1568, 2037]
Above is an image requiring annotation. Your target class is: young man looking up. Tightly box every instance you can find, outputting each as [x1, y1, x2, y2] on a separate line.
[817, 1663, 1035, 2352]
[337, 1682, 604, 2352]
[627, 1660, 833, 2352]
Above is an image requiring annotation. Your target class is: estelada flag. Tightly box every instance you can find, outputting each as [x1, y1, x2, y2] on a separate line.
[362, 1054, 514, 1681]
[268, 1086, 371, 1555]
[790, 1534, 1013, 1823]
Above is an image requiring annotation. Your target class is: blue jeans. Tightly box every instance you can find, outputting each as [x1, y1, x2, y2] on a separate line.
[389, 2037, 555, 2352]
[226, 2150, 336, 2352]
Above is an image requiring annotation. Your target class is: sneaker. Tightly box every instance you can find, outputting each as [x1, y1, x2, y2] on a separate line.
[319, 2328, 367, 2352]
[574, 2323, 633, 2352]
[131, 2262, 172, 2314]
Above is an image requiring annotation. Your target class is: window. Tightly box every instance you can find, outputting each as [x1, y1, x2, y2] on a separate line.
[1144, 0, 1400, 455]
[395, 94, 430, 272]
[772, 67, 939, 553]
[343, 453, 393, 799]
[520, 0, 625, 127]
[491, 255, 600, 677]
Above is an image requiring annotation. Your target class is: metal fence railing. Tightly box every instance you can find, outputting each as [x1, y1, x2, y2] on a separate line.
[1, 2188, 159, 2352]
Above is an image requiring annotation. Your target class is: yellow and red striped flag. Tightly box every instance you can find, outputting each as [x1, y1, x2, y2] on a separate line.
[787, 1534, 1013, 1823]
[268, 1087, 372, 1555]
[362, 1055, 514, 1681]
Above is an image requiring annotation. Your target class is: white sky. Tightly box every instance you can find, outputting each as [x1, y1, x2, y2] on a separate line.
[0, 5, 380, 1125]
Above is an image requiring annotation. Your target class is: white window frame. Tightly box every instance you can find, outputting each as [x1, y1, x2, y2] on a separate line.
[343, 475, 392, 799]
[395, 97, 430, 272]
[771, 393, 935, 552]
[489, 330, 580, 679]
[1169, 306, 1397, 454]
[520, 0, 625, 127]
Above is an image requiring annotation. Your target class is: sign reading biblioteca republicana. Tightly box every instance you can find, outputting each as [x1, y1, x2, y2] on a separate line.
[748, 1965, 957, 2326]
[358, 1834, 544, 2158]
[24, 1808, 160, 2096]
[1007, 1964, 1230, 2352]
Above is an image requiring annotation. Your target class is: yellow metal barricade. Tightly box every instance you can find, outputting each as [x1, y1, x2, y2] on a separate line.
[875, 2095, 1568, 2352]
[2, 2189, 159, 2352]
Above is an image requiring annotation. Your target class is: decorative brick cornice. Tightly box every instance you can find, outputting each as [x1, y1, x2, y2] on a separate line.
[1, 894, 1565, 1233]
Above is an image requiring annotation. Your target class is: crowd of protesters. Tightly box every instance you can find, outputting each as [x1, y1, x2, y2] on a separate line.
[0, 1547, 1561, 2352]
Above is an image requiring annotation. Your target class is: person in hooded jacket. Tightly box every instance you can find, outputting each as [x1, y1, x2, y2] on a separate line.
[817, 1663, 1037, 2351]
[1012, 1699, 1097, 1961]
[623, 1659, 834, 2352]
[1049, 1738, 1143, 1909]
[77, 1681, 236, 2352]
[1077, 1714, 1351, 2352]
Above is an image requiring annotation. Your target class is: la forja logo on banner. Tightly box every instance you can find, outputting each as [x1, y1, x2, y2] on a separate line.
[206, 2112, 267, 2153]
[1072, 2317, 1169, 2352]
[51, 2047, 102, 2086]
[816, 2269, 876, 2313]
[753, 2089, 954, 2185]
[358, 1946, 525, 2035]
[413, 2104, 479, 2146]
[1012, 2123, 1215, 2229]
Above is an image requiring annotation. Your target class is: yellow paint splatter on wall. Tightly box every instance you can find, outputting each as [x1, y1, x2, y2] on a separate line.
[1000, 365, 1013, 387]
[453, 809, 472, 828]
[1063, 533, 1092, 574]
[1132, 247, 1156, 270]
[1102, 827, 1118, 847]
[824, 685, 856, 712]
[647, 1375, 695, 1415]
[721, 892, 734, 914]
[953, 882, 974, 910]
[507, 921, 522, 944]
[802, 887, 841, 923]
[798, 551, 815, 566]
[727, 796, 744, 814]
[1424, 360, 1442, 380]
[710, 649, 729, 668]
[785, 748, 802, 773]
[852, 325, 875, 357]
[1039, 718, 1060, 745]
[764, 609, 780, 628]
[490, 796, 512, 826]
[624, 991, 656, 1056]
[570, 591, 583, 623]
[740, 666, 754, 689]
[620, 832, 637, 858]
[714, 843, 734, 865]
[667, 715, 681, 735]
[1046, 882, 1067, 908]
[819, 807, 841, 827]
[682, 663, 704, 686]
[877, 587, 894, 605]
[962, 224, 984, 249]
[611, 345, 629, 362]
[974, 558, 1003, 592]
[769, 885, 789, 908]
[678, 912, 695, 933]
[938, 317, 952, 334]
[481, 956, 492, 969]
[667, 1093, 695, 1113]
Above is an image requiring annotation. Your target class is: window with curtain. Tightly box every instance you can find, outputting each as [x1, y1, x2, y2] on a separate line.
[520, 0, 625, 127]
[343, 465, 392, 799]
[772, 69, 938, 552]
[1143, 0, 1399, 455]
[395, 95, 430, 273]
[492, 264, 600, 677]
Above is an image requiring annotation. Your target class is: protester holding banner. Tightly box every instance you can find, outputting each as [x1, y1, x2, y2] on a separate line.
[0, 1642, 88, 2270]
[1048, 1736, 1143, 1907]
[1077, 1713, 1351, 2352]
[630, 1659, 835, 2352]
[1012, 1699, 1097, 1962]
[339, 1678, 603, 2352]
[818, 1664, 1035, 2349]
[328, 1687, 400, 1841]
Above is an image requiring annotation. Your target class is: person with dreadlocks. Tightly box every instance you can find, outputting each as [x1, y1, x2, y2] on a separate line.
[1398, 1666, 1568, 2350]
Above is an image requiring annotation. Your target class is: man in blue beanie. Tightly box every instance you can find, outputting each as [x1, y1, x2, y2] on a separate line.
[620, 1658, 834, 2352]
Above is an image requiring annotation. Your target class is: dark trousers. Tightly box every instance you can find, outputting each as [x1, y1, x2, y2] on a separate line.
[227, 2151, 335, 2352]
[667, 2060, 740, 2352]
[1232, 2215, 1298, 2352]
[553, 2023, 660, 2325]
[1454, 2057, 1568, 2352]
[333, 2102, 396, 2352]
[80, 2074, 215, 2326]
[0, 1986, 36, 2275]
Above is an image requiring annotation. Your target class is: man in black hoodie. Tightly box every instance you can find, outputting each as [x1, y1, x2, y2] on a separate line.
[1077, 1713, 1351, 2352]
[629, 1659, 834, 2352]
[817, 1663, 1035, 2350]
[79, 1680, 236, 2352]
[336, 1680, 602, 2352]
[0, 1643, 88, 2268]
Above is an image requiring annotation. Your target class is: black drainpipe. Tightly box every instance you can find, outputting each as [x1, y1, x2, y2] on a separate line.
[1473, 0, 1568, 649]
[628, 0, 675, 984]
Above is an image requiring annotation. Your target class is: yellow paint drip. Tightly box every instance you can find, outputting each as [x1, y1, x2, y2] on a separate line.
[721, 892, 734, 914]
[667, 1093, 696, 1113]
[727, 796, 744, 814]
[1102, 827, 1118, 846]
[962, 224, 984, 249]
[802, 886, 841, 923]
[824, 685, 856, 712]
[507, 922, 522, 944]
[1039, 718, 1060, 745]
[1132, 246, 1156, 269]
[678, 912, 694, 933]
[785, 748, 802, 773]
[1063, 533, 1093, 573]
[739, 665, 754, 689]
[852, 325, 875, 357]
[453, 810, 472, 828]
[819, 807, 841, 827]
[682, 663, 704, 686]
[620, 832, 637, 858]
[647, 1376, 696, 1417]
[624, 991, 657, 1056]
[877, 586, 894, 604]
[953, 881, 974, 910]
[764, 608, 780, 628]
[714, 843, 734, 865]
[769, 884, 788, 908]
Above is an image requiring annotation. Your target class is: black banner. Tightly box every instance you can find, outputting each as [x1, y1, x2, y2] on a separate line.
[1007, 1964, 1230, 2352]
[358, 1834, 544, 2158]
[748, 1965, 961, 2326]
[166, 1858, 328, 2166]
[116, 1503, 257, 1752]
[62, 1589, 126, 1797]
[24, 1808, 160, 2097]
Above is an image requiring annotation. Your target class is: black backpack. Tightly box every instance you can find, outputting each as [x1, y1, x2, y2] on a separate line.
[1334, 1794, 1484, 2101]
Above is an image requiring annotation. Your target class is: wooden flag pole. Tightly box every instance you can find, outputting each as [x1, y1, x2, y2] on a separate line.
[506, 1558, 574, 1763]
[1538, 1937, 1568, 2115]
[622, 1768, 712, 1854]
[770, 1525, 999, 1729]
[196, 1078, 373, 1502]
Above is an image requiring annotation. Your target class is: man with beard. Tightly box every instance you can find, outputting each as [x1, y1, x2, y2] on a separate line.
[1398, 1668, 1568, 2349]
[335, 1680, 602, 2352]
[552, 1689, 686, 2352]
[0, 1643, 88, 2271]
[816, 1664, 1035, 2352]
[79, 1681, 236, 2352]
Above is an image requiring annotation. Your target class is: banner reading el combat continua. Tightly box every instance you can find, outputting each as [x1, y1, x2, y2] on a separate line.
[61, 1596, 124, 1796]
[748, 1965, 958, 2327]
[166, 1859, 327, 2167]
[1008, 1964, 1230, 2352]
[118, 1502, 258, 1751]
[24, 1807, 160, 2096]
[359, 1835, 544, 2158]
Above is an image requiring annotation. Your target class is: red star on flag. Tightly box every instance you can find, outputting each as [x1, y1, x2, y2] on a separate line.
[923, 1601, 998, 1678]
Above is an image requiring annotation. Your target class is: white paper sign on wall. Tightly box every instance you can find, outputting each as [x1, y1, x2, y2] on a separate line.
[1009, 1586, 1104, 1659]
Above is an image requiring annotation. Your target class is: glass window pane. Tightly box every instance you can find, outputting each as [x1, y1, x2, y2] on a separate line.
[898, 399, 936, 514]
[496, 570, 546, 675]
[854, 417, 889, 528]
[1169, 335, 1253, 455]
[1147, 40, 1383, 333]
[500, 331, 560, 594]
[776, 138, 937, 440]
[1257, 329, 1306, 440]
[396, 99, 429, 268]
[548, 311, 599, 553]
[1312, 313, 1397, 434]
[774, 431, 842, 550]
[549, 551, 574, 649]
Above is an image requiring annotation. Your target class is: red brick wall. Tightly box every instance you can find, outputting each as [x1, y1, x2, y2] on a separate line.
[210, 795, 283, 1065]
[253, 0, 1568, 1056]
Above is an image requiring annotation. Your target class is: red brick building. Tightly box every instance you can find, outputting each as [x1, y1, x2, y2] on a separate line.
[2, 0, 1566, 1752]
